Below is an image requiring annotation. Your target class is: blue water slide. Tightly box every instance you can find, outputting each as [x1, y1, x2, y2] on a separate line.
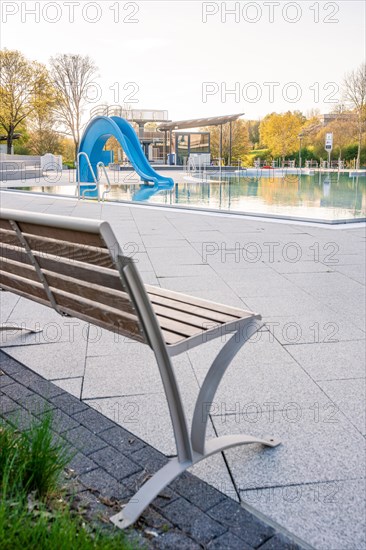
[78, 115, 174, 188]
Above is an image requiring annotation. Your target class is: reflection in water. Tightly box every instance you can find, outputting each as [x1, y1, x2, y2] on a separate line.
[6, 172, 366, 222]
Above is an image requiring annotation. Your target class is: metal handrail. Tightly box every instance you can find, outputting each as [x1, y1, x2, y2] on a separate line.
[97, 162, 112, 201]
[76, 152, 99, 201]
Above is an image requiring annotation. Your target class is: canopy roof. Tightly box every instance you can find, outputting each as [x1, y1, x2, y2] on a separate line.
[158, 113, 244, 131]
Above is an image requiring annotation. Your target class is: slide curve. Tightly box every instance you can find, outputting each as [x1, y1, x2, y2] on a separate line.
[78, 115, 174, 188]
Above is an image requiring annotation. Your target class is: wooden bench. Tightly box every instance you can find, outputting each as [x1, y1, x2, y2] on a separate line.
[0, 208, 280, 528]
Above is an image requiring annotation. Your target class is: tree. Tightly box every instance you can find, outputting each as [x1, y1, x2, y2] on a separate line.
[343, 63, 366, 169]
[50, 54, 99, 160]
[260, 111, 303, 164]
[204, 120, 250, 165]
[0, 49, 51, 154]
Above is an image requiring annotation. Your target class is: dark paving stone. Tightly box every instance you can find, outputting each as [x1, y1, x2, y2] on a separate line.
[50, 392, 88, 415]
[208, 500, 275, 548]
[79, 468, 131, 501]
[21, 394, 55, 416]
[258, 533, 303, 550]
[170, 472, 225, 512]
[68, 452, 99, 475]
[89, 446, 142, 481]
[139, 507, 173, 531]
[0, 393, 22, 415]
[130, 445, 168, 473]
[4, 408, 36, 431]
[208, 531, 253, 549]
[38, 408, 79, 433]
[1, 382, 33, 401]
[29, 378, 64, 399]
[99, 426, 145, 454]
[0, 354, 23, 374]
[158, 497, 226, 545]
[73, 408, 115, 434]
[0, 373, 14, 388]
[3, 368, 43, 388]
[152, 531, 201, 549]
[64, 426, 108, 456]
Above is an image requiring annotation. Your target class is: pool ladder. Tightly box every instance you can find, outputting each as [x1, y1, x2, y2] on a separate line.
[76, 152, 111, 202]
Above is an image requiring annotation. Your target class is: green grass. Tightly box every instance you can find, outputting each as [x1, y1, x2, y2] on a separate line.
[0, 415, 135, 549]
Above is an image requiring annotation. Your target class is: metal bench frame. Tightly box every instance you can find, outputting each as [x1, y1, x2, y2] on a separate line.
[0, 209, 280, 529]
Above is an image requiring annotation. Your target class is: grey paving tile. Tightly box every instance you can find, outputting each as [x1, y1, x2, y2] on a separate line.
[240, 479, 366, 550]
[285, 340, 366, 381]
[213, 410, 365, 488]
[82, 348, 164, 399]
[51, 377, 83, 398]
[318, 378, 366, 435]
[6, 341, 88, 379]
[0, 291, 19, 322]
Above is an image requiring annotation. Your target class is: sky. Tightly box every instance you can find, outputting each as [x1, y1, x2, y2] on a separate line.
[1, 0, 365, 122]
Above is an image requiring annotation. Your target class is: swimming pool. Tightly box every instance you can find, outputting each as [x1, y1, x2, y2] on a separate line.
[3, 171, 365, 224]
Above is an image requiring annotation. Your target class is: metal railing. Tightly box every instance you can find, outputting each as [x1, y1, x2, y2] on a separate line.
[76, 152, 99, 200]
[97, 161, 111, 201]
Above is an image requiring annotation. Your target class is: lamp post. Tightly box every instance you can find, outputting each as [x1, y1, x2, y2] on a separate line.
[298, 133, 304, 173]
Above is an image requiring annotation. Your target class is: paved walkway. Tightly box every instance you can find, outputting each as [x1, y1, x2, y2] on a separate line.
[0, 190, 365, 549]
[0, 350, 306, 549]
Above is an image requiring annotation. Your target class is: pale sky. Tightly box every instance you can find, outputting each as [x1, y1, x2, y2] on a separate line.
[1, 0, 365, 122]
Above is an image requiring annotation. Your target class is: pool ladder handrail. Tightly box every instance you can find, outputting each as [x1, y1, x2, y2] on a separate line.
[97, 161, 111, 201]
[76, 152, 100, 201]
[76, 154, 111, 202]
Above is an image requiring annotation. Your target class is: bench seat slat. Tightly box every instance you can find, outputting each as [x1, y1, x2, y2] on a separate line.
[148, 294, 238, 324]
[146, 285, 251, 319]
[153, 303, 227, 330]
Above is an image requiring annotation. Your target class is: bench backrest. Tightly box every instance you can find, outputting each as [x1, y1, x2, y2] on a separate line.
[0, 209, 147, 344]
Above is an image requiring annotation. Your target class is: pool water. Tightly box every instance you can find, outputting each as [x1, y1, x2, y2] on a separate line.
[4, 171, 365, 223]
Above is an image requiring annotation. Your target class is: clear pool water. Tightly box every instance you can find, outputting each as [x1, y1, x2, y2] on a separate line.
[4, 171, 365, 223]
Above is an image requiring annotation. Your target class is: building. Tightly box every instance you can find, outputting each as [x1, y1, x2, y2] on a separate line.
[89, 106, 244, 165]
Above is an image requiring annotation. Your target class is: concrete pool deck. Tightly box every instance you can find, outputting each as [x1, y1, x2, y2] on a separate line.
[0, 190, 365, 549]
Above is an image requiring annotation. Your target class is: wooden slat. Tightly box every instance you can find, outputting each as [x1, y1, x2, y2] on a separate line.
[153, 303, 225, 329]
[0, 256, 135, 315]
[0, 272, 49, 303]
[0, 220, 12, 231]
[149, 293, 236, 324]
[17, 222, 107, 248]
[0, 243, 123, 291]
[146, 285, 251, 318]
[155, 316, 201, 338]
[0, 272, 145, 343]
[0, 257, 38, 282]
[161, 330, 186, 345]
[0, 229, 114, 267]
[51, 289, 144, 342]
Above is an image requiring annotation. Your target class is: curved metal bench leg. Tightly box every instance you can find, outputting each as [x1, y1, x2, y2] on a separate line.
[111, 319, 281, 530]
[191, 319, 264, 454]
[110, 433, 280, 530]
